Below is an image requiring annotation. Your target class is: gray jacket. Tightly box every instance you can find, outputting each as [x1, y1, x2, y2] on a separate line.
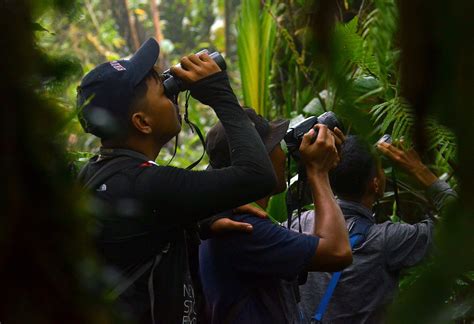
[288, 180, 456, 323]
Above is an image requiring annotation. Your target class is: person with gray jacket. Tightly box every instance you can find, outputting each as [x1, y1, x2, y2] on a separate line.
[288, 136, 456, 323]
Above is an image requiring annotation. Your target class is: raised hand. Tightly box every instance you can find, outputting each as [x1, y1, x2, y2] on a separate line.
[300, 124, 340, 174]
[170, 52, 221, 84]
[377, 141, 438, 188]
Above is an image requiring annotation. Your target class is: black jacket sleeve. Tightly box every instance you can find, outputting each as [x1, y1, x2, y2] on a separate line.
[135, 72, 276, 225]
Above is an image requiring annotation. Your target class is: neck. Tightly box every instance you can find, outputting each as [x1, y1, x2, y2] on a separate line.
[255, 196, 270, 210]
[339, 195, 375, 210]
[360, 195, 376, 209]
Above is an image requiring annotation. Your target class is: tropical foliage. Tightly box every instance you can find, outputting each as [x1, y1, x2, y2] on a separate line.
[236, 0, 276, 116]
[2, 0, 473, 322]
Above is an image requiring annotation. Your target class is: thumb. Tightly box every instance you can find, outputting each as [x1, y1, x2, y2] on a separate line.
[301, 128, 316, 149]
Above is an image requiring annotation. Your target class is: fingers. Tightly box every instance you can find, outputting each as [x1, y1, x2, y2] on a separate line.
[198, 52, 213, 62]
[223, 219, 254, 233]
[301, 128, 316, 149]
[187, 54, 202, 66]
[300, 124, 340, 172]
[210, 218, 253, 234]
[333, 127, 345, 147]
[301, 124, 338, 154]
[376, 141, 395, 159]
[377, 141, 402, 157]
[170, 52, 221, 83]
[314, 124, 329, 143]
[169, 65, 190, 80]
[377, 141, 409, 166]
[250, 208, 268, 219]
[234, 204, 268, 219]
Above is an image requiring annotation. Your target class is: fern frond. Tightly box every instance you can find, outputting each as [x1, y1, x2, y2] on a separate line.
[361, 0, 398, 86]
[426, 119, 457, 172]
[371, 97, 414, 140]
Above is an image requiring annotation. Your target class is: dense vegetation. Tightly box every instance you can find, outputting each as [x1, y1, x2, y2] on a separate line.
[1, 0, 473, 323]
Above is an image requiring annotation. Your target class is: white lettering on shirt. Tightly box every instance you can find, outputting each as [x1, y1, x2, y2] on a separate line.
[182, 283, 197, 324]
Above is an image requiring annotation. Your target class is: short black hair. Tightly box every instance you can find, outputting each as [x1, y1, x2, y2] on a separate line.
[329, 135, 378, 200]
[129, 67, 161, 113]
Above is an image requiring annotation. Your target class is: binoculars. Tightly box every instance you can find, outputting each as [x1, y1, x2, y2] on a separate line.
[162, 50, 227, 99]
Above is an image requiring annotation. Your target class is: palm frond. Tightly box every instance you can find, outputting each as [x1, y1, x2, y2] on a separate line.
[236, 0, 276, 116]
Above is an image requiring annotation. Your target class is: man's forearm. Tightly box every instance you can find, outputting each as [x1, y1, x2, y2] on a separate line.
[306, 170, 351, 271]
[189, 72, 275, 196]
[309, 171, 348, 245]
[411, 164, 438, 188]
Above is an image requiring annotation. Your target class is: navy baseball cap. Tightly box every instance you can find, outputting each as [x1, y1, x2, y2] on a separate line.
[206, 108, 290, 169]
[77, 38, 160, 139]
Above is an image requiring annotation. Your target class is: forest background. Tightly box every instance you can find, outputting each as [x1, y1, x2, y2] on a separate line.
[1, 0, 473, 323]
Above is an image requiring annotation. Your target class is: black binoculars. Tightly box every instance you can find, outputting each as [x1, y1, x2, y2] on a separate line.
[162, 50, 227, 99]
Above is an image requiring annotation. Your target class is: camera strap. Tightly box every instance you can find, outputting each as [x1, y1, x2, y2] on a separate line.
[391, 166, 403, 221]
[286, 154, 294, 230]
[285, 154, 305, 233]
[183, 91, 206, 170]
[166, 134, 179, 166]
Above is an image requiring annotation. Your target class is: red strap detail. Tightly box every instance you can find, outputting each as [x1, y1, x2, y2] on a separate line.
[139, 161, 153, 167]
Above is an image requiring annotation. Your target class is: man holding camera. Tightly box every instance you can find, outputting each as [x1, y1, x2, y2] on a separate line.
[289, 136, 456, 323]
[199, 108, 352, 324]
[77, 38, 277, 323]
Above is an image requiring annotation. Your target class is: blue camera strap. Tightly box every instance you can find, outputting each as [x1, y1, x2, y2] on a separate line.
[311, 217, 373, 323]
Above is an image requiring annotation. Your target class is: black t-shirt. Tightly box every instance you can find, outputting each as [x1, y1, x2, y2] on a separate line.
[80, 72, 276, 323]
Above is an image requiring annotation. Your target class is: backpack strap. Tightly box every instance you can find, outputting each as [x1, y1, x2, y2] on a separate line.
[81, 156, 134, 190]
[311, 217, 373, 323]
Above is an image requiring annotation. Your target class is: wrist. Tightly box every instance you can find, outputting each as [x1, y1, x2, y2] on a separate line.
[305, 163, 329, 176]
[306, 169, 330, 183]
[413, 164, 438, 188]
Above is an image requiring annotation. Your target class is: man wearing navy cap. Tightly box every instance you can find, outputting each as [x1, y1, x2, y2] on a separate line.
[77, 38, 276, 323]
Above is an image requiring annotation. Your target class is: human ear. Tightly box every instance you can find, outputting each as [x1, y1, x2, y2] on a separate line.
[367, 177, 379, 196]
[373, 177, 382, 198]
[131, 112, 152, 134]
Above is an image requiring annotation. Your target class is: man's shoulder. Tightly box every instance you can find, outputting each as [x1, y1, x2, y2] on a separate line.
[231, 213, 274, 226]
[230, 213, 318, 249]
[230, 213, 283, 239]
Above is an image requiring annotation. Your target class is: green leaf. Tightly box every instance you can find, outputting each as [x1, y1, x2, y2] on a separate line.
[32, 22, 51, 33]
[237, 0, 276, 117]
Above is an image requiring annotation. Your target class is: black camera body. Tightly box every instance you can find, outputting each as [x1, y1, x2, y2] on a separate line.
[162, 50, 227, 99]
[284, 111, 341, 159]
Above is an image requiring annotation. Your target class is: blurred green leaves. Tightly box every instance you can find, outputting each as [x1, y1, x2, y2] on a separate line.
[237, 0, 276, 116]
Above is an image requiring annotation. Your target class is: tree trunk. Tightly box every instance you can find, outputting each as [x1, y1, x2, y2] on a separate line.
[124, 0, 141, 50]
[108, 0, 140, 52]
[149, 0, 163, 42]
